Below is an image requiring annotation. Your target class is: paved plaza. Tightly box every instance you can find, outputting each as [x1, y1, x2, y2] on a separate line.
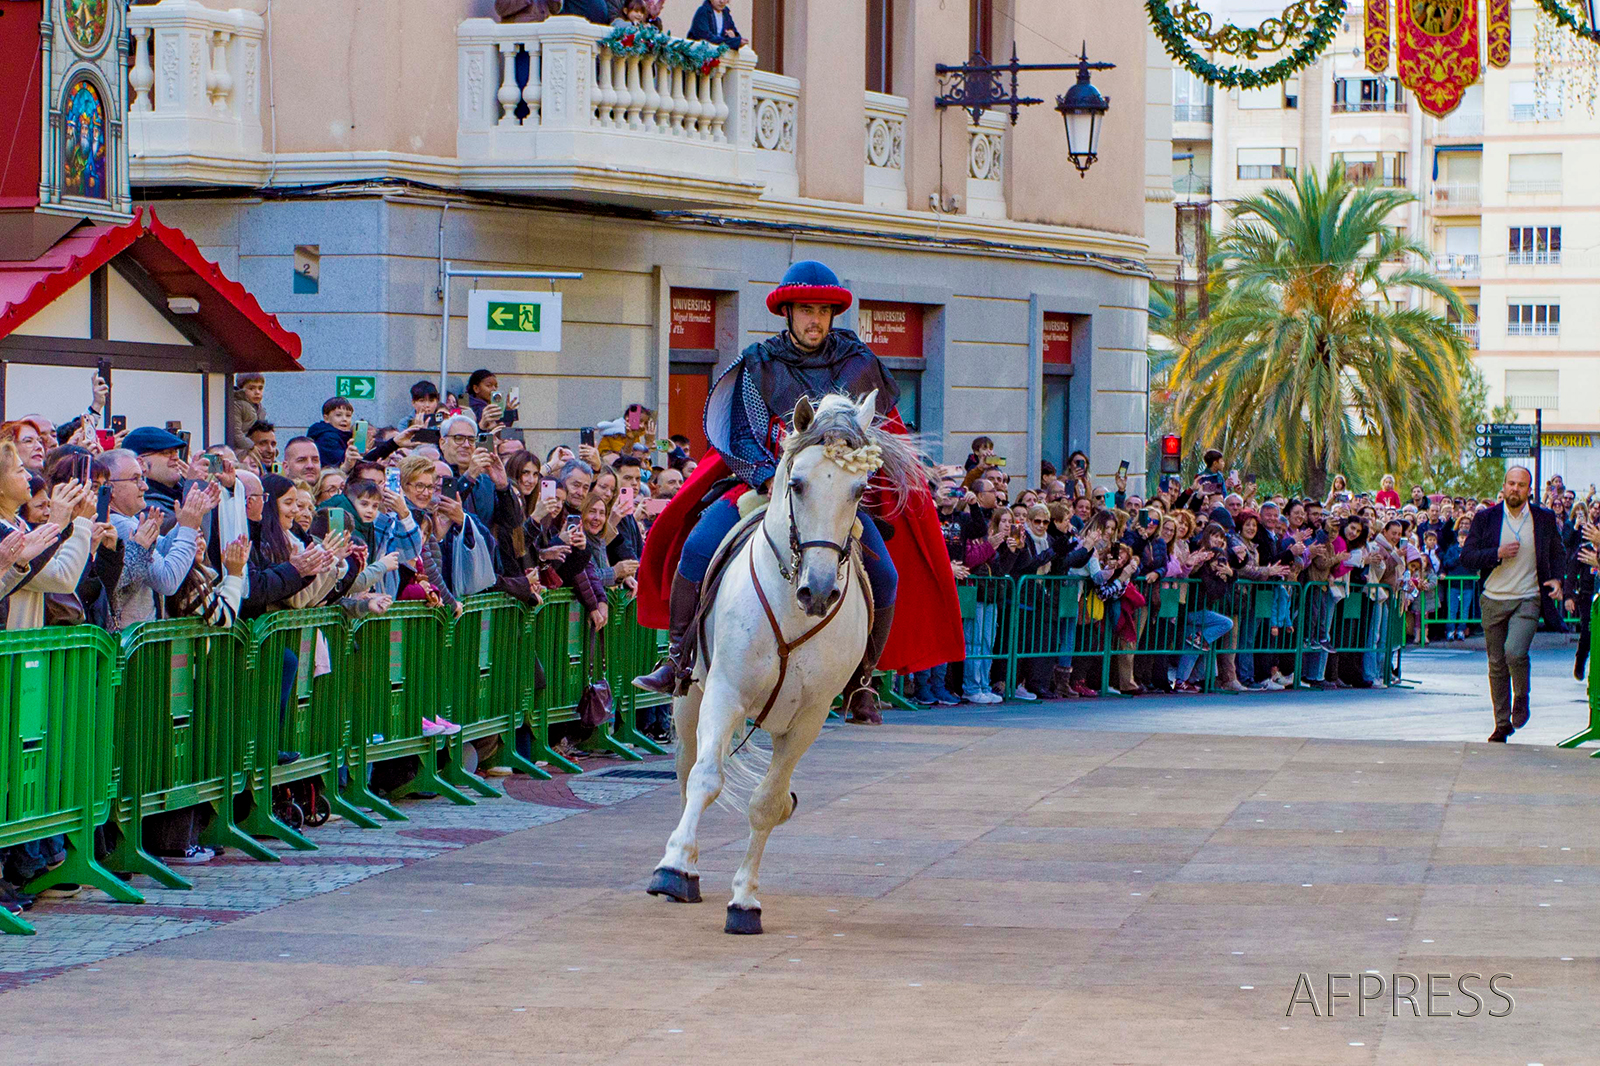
[3, 645, 1598, 1065]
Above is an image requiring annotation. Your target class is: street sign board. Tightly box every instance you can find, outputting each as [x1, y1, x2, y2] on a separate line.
[336, 375, 375, 400]
[1474, 422, 1537, 459]
[467, 290, 562, 352]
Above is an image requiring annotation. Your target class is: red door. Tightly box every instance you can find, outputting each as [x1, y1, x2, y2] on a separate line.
[668, 366, 711, 459]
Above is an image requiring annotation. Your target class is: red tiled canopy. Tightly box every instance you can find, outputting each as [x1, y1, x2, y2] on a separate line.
[0, 207, 302, 371]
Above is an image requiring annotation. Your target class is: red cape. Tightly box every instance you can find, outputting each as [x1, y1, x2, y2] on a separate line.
[639, 446, 965, 675]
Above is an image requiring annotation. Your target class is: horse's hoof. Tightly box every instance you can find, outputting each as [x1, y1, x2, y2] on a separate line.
[647, 867, 702, 903]
[725, 904, 763, 935]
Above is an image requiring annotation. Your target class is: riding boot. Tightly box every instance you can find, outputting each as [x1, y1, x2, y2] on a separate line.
[844, 604, 895, 725]
[633, 574, 701, 695]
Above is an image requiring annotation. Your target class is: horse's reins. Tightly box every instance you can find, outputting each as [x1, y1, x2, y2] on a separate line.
[761, 484, 855, 585]
[727, 500, 863, 758]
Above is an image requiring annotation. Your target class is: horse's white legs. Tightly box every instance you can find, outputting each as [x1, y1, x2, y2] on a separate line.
[671, 685, 703, 812]
[729, 708, 827, 917]
[656, 677, 742, 878]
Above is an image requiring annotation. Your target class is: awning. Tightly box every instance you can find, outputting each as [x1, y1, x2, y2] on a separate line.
[1432, 144, 1483, 180]
[0, 208, 302, 372]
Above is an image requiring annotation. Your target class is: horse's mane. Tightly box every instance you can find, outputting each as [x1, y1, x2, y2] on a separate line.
[780, 393, 930, 516]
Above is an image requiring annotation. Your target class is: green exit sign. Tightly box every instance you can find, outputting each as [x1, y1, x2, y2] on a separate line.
[336, 375, 375, 399]
[467, 290, 563, 352]
[488, 301, 540, 332]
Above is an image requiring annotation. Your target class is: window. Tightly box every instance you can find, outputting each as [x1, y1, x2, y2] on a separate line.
[969, 0, 996, 60]
[866, 0, 895, 95]
[1508, 153, 1562, 194]
[1173, 70, 1214, 123]
[1508, 226, 1561, 265]
[1507, 302, 1560, 337]
[1238, 85, 1282, 109]
[1504, 369, 1559, 411]
[753, 0, 785, 75]
[1333, 151, 1406, 186]
[1332, 76, 1404, 112]
[1509, 81, 1562, 122]
[1237, 147, 1296, 180]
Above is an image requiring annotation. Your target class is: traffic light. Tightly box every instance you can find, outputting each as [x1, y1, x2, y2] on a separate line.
[1159, 434, 1183, 475]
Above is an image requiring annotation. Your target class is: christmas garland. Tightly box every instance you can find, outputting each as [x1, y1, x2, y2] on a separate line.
[600, 24, 728, 74]
[1147, 0, 1347, 89]
[1535, 0, 1600, 42]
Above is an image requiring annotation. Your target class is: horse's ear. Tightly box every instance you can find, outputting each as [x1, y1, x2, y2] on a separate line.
[793, 396, 815, 434]
[855, 390, 878, 433]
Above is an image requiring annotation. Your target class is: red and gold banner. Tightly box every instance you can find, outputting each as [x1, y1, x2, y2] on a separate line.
[1486, 0, 1511, 67]
[1395, 0, 1481, 118]
[1366, 0, 1392, 72]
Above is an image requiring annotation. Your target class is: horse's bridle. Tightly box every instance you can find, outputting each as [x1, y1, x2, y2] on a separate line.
[760, 477, 856, 587]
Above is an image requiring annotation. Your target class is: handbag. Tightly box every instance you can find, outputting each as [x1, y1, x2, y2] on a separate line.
[576, 628, 614, 728]
[44, 592, 86, 626]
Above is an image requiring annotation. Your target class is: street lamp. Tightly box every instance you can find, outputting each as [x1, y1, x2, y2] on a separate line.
[935, 42, 1116, 175]
[1056, 47, 1111, 177]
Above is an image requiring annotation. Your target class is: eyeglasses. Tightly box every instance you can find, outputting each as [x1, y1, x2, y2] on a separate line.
[443, 433, 476, 444]
[108, 475, 147, 485]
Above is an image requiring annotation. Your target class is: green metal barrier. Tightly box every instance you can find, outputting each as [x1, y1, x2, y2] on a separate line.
[0, 627, 141, 935]
[239, 607, 375, 850]
[524, 588, 585, 774]
[105, 620, 274, 889]
[603, 590, 670, 757]
[1559, 596, 1600, 756]
[444, 593, 548, 790]
[348, 603, 475, 811]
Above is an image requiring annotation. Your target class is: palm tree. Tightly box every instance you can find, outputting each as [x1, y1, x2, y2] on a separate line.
[1166, 165, 1471, 499]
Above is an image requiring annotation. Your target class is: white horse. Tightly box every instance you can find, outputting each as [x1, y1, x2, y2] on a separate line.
[645, 391, 919, 934]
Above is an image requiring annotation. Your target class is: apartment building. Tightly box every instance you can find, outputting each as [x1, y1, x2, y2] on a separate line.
[1170, 0, 1600, 484]
[94, 0, 1176, 486]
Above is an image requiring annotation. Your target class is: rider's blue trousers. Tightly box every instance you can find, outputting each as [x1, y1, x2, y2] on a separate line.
[678, 497, 897, 608]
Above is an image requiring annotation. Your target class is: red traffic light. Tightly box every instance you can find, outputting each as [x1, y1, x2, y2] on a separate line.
[1159, 434, 1182, 474]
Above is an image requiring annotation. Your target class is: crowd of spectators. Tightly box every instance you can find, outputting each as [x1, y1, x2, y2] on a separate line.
[0, 371, 693, 918]
[493, 0, 744, 48]
[908, 441, 1599, 707]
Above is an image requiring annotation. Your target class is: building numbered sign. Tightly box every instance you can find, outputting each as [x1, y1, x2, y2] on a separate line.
[467, 290, 563, 352]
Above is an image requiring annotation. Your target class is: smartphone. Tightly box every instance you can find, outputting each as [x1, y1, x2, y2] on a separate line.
[625, 407, 642, 432]
[580, 427, 596, 448]
[96, 484, 112, 524]
[508, 387, 519, 407]
[1137, 508, 1150, 525]
[441, 479, 460, 501]
[619, 485, 636, 511]
[385, 467, 402, 494]
[96, 429, 116, 451]
[413, 427, 441, 446]
[539, 478, 558, 503]
[1117, 459, 1130, 477]
[1245, 473, 1258, 486]
[327, 507, 347, 533]
[656, 439, 673, 452]
[491, 391, 504, 408]
[990, 456, 1007, 468]
[564, 513, 582, 531]
[638, 497, 670, 518]
[477, 431, 496, 448]
[353, 419, 369, 453]
[110, 414, 126, 433]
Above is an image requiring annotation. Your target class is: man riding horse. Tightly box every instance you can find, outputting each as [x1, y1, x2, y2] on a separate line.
[635, 260, 964, 722]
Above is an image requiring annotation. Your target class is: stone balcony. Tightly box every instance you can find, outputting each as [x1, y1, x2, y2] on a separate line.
[456, 17, 791, 208]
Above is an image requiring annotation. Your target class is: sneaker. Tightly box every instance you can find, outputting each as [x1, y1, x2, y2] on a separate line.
[1012, 685, 1038, 701]
[277, 750, 301, 766]
[1175, 682, 1203, 694]
[1219, 680, 1248, 694]
[1071, 681, 1098, 698]
[422, 719, 447, 737]
[929, 688, 960, 707]
[1251, 681, 1277, 691]
[482, 766, 514, 777]
[434, 717, 462, 736]
[161, 845, 214, 865]
[979, 691, 1004, 704]
[36, 883, 81, 900]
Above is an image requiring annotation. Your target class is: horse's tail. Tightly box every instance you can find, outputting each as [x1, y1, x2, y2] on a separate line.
[713, 726, 772, 816]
